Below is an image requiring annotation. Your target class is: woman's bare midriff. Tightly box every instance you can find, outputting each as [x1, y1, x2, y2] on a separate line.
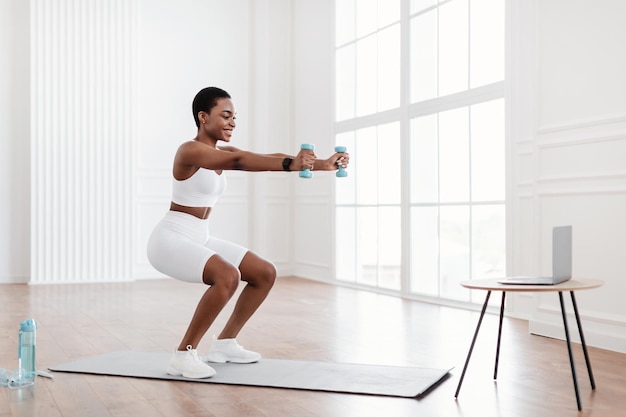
[170, 202, 212, 219]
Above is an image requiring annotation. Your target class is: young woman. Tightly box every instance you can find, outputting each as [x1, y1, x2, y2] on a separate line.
[147, 87, 349, 378]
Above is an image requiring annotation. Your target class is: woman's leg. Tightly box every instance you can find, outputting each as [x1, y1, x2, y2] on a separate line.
[217, 251, 277, 339]
[176, 255, 240, 351]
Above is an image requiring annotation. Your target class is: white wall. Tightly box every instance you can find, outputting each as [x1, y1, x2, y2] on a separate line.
[133, 0, 317, 280]
[0, 0, 30, 283]
[508, 0, 626, 352]
[243, 0, 294, 275]
[0, 0, 315, 284]
[133, 0, 254, 279]
[1, 0, 299, 283]
[291, 0, 336, 281]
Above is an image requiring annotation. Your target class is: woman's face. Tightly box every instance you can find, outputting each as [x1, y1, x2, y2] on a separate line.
[201, 98, 236, 142]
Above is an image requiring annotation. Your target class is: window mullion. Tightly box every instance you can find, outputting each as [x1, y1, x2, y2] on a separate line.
[400, 0, 411, 294]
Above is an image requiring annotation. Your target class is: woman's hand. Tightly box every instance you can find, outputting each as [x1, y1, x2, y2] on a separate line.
[316, 151, 350, 171]
[292, 147, 317, 171]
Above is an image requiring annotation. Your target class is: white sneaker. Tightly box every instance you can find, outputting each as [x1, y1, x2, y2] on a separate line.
[204, 336, 261, 364]
[167, 345, 216, 379]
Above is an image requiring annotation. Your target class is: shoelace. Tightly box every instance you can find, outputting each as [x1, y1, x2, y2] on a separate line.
[185, 345, 202, 362]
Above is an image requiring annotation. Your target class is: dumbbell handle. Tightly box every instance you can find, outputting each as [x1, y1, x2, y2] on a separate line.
[335, 146, 347, 177]
[299, 143, 315, 178]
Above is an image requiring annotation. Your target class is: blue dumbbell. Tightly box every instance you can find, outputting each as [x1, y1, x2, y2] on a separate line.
[299, 143, 315, 178]
[335, 146, 348, 177]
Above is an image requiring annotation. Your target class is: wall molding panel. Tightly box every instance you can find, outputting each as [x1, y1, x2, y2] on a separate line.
[30, 0, 138, 283]
[507, 0, 626, 354]
[536, 112, 626, 137]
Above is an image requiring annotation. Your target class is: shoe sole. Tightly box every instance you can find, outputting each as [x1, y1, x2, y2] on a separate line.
[204, 352, 260, 364]
[166, 366, 216, 379]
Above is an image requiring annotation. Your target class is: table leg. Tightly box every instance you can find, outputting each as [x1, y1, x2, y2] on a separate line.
[570, 291, 596, 389]
[455, 290, 491, 398]
[559, 291, 582, 411]
[493, 291, 506, 379]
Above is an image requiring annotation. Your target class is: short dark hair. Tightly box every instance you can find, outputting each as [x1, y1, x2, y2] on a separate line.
[192, 87, 231, 128]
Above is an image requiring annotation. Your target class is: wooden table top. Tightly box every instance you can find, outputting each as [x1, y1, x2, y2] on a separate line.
[460, 278, 604, 292]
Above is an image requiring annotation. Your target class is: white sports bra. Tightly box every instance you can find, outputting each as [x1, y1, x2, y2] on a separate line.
[171, 168, 226, 207]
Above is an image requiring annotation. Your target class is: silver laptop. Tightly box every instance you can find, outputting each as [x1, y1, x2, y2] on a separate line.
[498, 225, 572, 285]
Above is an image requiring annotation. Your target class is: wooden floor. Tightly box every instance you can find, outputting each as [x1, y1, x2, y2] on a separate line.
[1, 277, 624, 417]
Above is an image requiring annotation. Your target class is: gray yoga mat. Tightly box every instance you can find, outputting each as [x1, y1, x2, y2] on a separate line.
[49, 351, 451, 398]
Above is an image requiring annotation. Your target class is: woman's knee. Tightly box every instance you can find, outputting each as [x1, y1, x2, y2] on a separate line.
[239, 252, 277, 289]
[223, 267, 242, 293]
[255, 260, 277, 289]
[202, 257, 241, 294]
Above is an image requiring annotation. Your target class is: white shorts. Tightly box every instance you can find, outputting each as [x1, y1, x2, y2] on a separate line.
[147, 211, 249, 283]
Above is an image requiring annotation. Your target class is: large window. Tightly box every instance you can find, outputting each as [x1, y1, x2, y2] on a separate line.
[334, 0, 505, 302]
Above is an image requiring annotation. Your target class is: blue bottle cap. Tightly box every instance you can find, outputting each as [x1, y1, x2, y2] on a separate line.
[20, 319, 37, 332]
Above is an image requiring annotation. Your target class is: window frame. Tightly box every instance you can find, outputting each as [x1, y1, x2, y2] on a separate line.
[333, 0, 506, 304]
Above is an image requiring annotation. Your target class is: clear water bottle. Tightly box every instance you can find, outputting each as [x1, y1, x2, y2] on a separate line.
[18, 318, 37, 379]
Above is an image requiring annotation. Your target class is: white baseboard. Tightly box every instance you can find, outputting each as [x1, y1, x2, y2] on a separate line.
[530, 315, 626, 354]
